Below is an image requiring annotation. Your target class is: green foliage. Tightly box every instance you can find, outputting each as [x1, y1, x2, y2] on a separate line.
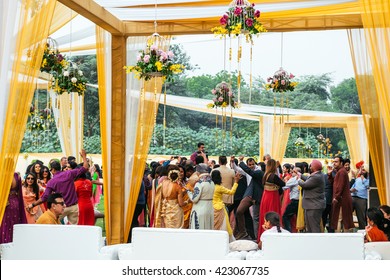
[331, 78, 361, 114]
[84, 134, 102, 154]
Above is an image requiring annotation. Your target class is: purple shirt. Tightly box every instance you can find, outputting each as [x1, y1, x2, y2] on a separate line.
[41, 167, 87, 206]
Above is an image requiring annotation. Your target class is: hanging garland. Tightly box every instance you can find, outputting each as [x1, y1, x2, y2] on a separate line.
[40, 38, 88, 96]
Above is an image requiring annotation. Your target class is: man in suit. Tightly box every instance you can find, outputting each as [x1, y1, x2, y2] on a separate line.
[298, 160, 326, 233]
[232, 157, 264, 240]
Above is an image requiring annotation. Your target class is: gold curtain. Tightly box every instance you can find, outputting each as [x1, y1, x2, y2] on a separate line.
[343, 116, 369, 167]
[358, 0, 390, 146]
[96, 26, 111, 242]
[0, 0, 57, 222]
[123, 36, 171, 242]
[348, 29, 388, 204]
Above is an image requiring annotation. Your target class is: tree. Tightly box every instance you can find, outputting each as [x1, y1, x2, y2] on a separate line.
[331, 77, 361, 114]
[295, 73, 333, 100]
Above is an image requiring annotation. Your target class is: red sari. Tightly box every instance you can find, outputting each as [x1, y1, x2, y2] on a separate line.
[75, 179, 95, 225]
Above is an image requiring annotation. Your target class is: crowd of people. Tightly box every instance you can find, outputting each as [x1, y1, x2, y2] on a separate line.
[0, 150, 103, 244]
[1, 142, 389, 249]
[132, 142, 390, 247]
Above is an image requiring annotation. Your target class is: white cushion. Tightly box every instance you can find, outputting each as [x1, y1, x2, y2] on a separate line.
[229, 240, 258, 251]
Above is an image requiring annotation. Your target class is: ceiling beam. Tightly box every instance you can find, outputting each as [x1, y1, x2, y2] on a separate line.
[124, 14, 363, 36]
[57, 0, 124, 35]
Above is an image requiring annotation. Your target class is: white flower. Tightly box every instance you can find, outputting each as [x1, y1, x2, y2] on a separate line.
[71, 77, 77, 83]
[63, 71, 69, 77]
[78, 70, 83, 76]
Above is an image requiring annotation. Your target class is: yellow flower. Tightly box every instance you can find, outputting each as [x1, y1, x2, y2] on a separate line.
[155, 61, 163, 71]
[221, 102, 227, 108]
[207, 103, 214, 109]
[170, 64, 184, 73]
[41, 58, 47, 68]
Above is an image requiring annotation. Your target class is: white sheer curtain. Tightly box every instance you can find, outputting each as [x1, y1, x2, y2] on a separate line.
[0, 0, 19, 150]
[50, 92, 84, 160]
[124, 36, 145, 215]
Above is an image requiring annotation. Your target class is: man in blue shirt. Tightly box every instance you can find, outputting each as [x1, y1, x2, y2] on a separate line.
[350, 164, 370, 229]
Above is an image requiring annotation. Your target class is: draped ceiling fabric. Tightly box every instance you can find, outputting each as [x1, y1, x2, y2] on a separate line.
[0, 0, 57, 222]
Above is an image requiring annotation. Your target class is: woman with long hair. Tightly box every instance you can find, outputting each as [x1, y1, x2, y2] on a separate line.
[38, 165, 51, 210]
[22, 172, 44, 223]
[75, 171, 95, 225]
[212, 170, 240, 241]
[258, 159, 285, 241]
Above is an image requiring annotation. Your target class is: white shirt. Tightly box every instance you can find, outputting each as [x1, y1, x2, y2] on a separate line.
[260, 226, 290, 242]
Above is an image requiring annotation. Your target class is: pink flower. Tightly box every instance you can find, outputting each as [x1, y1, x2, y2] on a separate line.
[159, 51, 168, 61]
[211, 89, 217, 95]
[234, 7, 242, 16]
[281, 80, 286, 85]
[245, 18, 253, 27]
[254, 10, 260, 18]
[143, 55, 150, 63]
[218, 97, 224, 102]
[167, 51, 174, 58]
[220, 16, 227, 25]
[150, 45, 158, 51]
[212, 98, 217, 102]
[136, 54, 142, 61]
[273, 78, 278, 83]
[228, 92, 233, 97]
[289, 73, 295, 79]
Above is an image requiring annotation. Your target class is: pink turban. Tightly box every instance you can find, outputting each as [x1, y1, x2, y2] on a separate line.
[310, 160, 322, 171]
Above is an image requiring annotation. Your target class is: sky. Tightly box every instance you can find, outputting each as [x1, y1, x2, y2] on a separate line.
[52, 15, 355, 86]
[173, 30, 355, 86]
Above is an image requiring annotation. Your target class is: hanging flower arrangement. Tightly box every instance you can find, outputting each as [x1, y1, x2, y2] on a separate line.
[316, 133, 326, 144]
[305, 144, 313, 155]
[52, 63, 88, 96]
[211, 0, 267, 43]
[124, 44, 184, 82]
[40, 39, 68, 75]
[207, 82, 239, 109]
[28, 114, 45, 131]
[294, 137, 305, 147]
[265, 67, 298, 93]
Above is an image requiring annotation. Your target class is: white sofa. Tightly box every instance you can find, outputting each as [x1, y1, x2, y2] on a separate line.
[0, 224, 116, 260]
[254, 232, 365, 260]
[364, 242, 390, 260]
[118, 227, 238, 260]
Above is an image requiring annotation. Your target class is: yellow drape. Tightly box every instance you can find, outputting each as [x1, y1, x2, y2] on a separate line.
[0, 0, 56, 222]
[123, 37, 171, 242]
[358, 0, 390, 146]
[348, 29, 388, 204]
[96, 26, 111, 242]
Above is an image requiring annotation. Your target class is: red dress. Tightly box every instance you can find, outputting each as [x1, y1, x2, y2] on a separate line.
[75, 179, 95, 225]
[258, 174, 285, 242]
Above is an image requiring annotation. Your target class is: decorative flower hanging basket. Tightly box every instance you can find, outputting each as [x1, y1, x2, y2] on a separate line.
[124, 41, 184, 82]
[211, 0, 267, 43]
[265, 67, 298, 93]
[207, 81, 239, 109]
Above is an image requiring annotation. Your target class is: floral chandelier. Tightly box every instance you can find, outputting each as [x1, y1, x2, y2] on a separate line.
[212, 0, 267, 44]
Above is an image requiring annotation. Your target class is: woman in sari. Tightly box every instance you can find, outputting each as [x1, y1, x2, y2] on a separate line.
[178, 165, 192, 229]
[258, 159, 285, 241]
[212, 170, 240, 241]
[159, 165, 185, 228]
